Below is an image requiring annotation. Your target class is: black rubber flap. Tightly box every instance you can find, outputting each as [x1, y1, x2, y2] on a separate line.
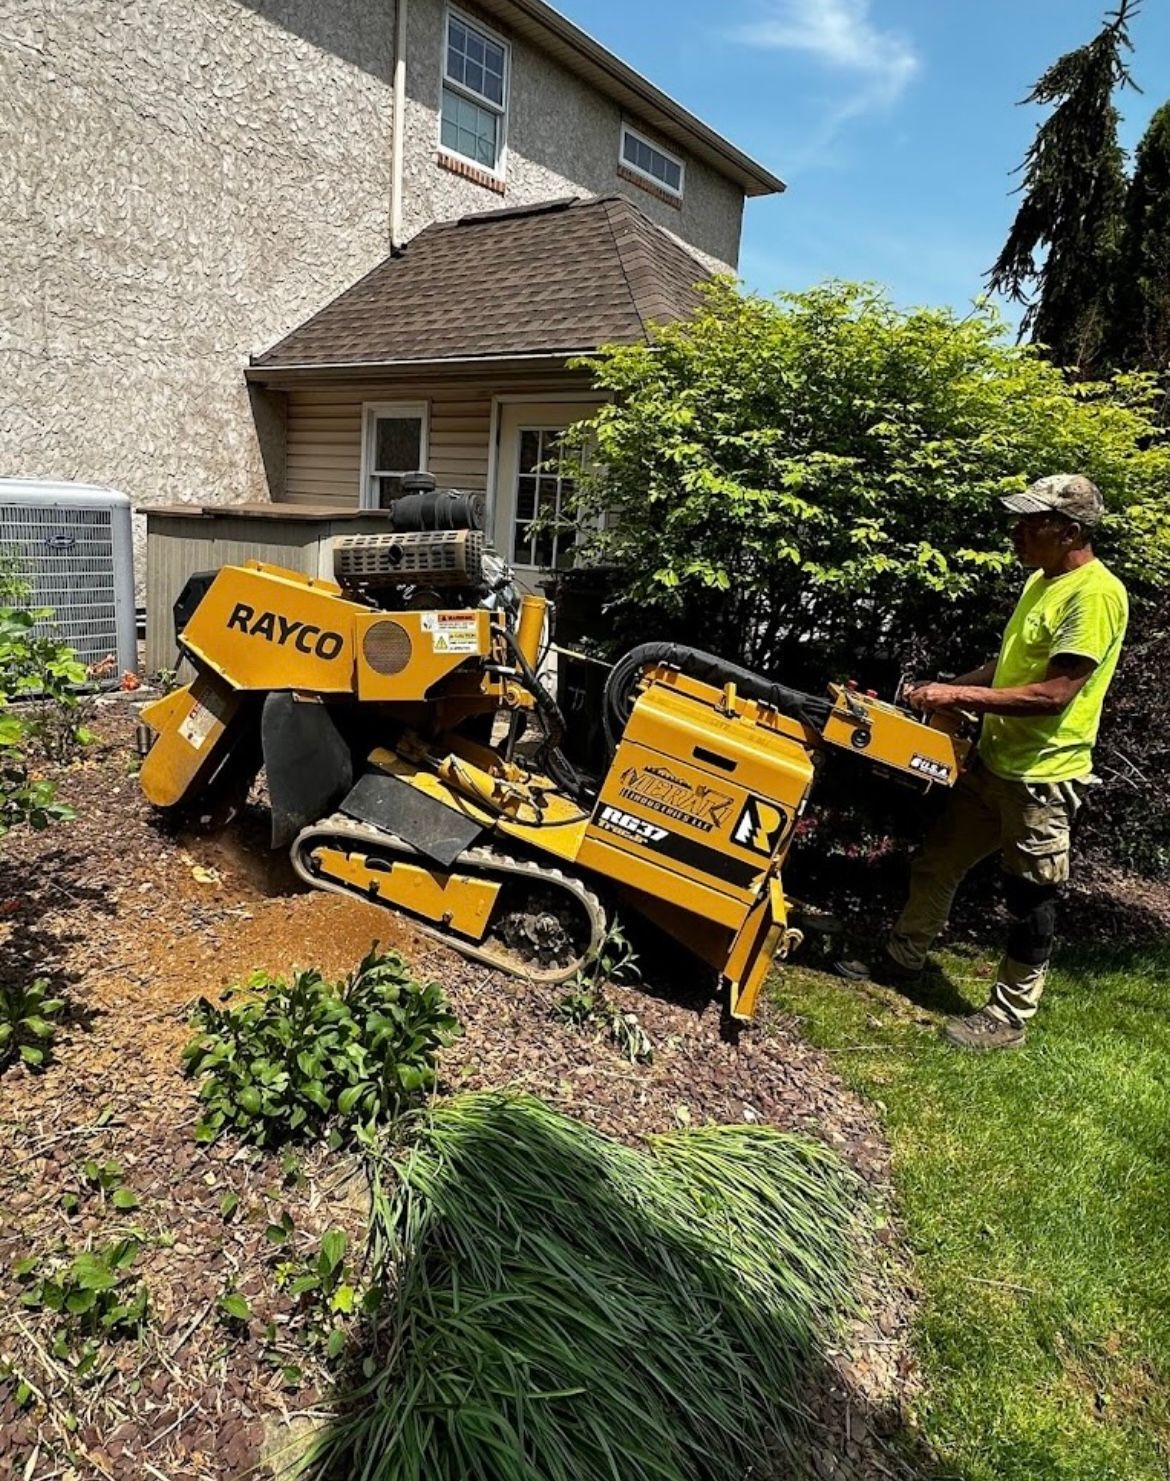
[340, 771, 482, 869]
[263, 693, 354, 850]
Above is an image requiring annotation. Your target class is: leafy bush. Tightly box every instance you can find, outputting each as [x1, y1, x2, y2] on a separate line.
[183, 947, 460, 1146]
[295, 1093, 861, 1481]
[0, 977, 65, 1070]
[0, 605, 93, 836]
[567, 280, 1170, 686]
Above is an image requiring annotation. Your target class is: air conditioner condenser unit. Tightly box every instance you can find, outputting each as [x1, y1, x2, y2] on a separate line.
[0, 479, 137, 679]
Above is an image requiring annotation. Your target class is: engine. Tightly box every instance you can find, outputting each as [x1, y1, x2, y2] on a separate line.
[331, 476, 519, 621]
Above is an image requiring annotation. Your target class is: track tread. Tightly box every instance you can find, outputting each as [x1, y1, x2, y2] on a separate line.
[290, 813, 607, 984]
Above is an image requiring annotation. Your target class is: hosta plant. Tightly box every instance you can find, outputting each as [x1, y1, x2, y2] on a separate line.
[0, 977, 65, 1070]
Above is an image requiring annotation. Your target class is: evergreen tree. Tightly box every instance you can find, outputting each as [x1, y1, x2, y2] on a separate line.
[987, 1, 1140, 375]
[1112, 101, 1170, 374]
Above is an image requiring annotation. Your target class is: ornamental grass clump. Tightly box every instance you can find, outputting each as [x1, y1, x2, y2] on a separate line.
[294, 1092, 861, 1481]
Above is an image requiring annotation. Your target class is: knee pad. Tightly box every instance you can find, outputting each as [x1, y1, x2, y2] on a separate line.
[1001, 873, 1058, 966]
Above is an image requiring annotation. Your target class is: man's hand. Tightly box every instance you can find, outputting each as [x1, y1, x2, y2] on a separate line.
[906, 682, 964, 715]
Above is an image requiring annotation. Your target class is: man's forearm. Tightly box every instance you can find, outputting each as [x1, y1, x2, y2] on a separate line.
[927, 681, 1070, 717]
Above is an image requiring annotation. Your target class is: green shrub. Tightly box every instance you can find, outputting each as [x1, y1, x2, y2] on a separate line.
[183, 947, 460, 1146]
[567, 280, 1170, 685]
[1079, 590, 1170, 875]
[0, 604, 93, 836]
[0, 977, 65, 1071]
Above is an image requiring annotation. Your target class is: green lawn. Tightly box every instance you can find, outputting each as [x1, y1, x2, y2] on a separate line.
[771, 939, 1170, 1481]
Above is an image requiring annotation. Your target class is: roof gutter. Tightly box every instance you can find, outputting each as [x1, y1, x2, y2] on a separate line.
[245, 348, 606, 380]
[390, 0, 408, 249]
[491, 0, 785, 197]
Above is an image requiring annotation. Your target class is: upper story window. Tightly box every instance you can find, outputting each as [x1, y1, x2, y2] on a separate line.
[441, 9, 509, 176]
[620, 123, 684, 198]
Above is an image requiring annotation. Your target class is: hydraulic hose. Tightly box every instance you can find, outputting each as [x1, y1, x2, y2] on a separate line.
[501, 628, 590, 801]
[602, 642, 832, 756]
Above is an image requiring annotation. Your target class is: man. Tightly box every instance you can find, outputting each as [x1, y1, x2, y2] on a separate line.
[838, 474, 1128, 1050]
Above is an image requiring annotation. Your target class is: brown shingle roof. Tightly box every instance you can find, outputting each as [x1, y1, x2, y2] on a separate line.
[252, 196, 711, 370]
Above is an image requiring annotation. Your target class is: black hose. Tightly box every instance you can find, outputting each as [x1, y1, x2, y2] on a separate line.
[501, 629, 591, 802]
[602, 642, 832, 755]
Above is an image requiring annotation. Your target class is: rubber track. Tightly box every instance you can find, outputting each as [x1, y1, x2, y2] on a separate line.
[290, 813, 608, 984]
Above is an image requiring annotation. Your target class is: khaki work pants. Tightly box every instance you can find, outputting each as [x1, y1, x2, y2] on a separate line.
[886, 762, 1084, 1025]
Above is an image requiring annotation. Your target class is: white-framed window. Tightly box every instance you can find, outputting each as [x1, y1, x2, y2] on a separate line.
[359, 402, 429, 509]
[440, 7, 509, 176]
[619, 122, 684, 198]
[512, 427, 579, 571]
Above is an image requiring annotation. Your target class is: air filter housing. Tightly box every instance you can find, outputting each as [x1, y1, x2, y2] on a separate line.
[333, 529, 484, 589]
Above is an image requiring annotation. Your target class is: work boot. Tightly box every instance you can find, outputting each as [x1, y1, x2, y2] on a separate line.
[832, 950, 921, 987]
[943, 1007, 1025, 1052]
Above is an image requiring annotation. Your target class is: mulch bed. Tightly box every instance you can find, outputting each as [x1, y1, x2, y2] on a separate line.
[0, 701, 925, 1481]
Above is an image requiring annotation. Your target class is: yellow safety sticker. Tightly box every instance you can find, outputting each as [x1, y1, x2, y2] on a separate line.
[421, 611, 480, 654]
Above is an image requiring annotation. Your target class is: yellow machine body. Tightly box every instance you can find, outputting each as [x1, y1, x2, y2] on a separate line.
[141, 556, 969, 1018]
[178, 562, 493, 700]
[822, 684, 970, 785]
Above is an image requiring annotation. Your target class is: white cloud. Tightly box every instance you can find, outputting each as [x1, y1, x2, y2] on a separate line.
[730, 0, 920, 117]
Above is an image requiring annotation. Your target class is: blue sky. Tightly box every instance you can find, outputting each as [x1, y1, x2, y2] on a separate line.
[558, 0, 1170, 317]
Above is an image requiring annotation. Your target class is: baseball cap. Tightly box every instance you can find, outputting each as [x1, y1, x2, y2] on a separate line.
[1000, 473, 1104, 526]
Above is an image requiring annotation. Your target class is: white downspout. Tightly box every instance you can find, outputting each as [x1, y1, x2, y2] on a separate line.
[390, 0, 408, 250]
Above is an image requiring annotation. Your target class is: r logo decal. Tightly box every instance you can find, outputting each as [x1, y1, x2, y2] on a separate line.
[732, 798, 787, 856]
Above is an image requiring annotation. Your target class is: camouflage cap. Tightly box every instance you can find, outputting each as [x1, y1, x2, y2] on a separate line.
[1001, 473, 1104, 526]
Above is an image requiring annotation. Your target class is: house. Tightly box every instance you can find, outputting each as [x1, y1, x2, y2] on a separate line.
[245, 192, 714, 582]
[3, 0, 782, 605]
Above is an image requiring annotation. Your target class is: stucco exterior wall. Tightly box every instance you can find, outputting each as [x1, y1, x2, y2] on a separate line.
[0, 0, 395, 590]
[1, 0, 751, 608]
[400, 0, 743, 273]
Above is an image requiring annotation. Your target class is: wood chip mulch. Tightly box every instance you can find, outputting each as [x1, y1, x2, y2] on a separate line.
[0, 701, 923, 1481]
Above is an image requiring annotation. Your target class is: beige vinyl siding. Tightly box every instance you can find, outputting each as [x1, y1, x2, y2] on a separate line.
[281, 370, 593, 506]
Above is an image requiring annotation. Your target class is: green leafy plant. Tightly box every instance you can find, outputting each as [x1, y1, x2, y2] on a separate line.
[273, 1227, 360, 1362]
[217, 1289, 252, 1326]
[183, 946, 460, 1146]
[555, 922, 652, 1062]
[553, 983, 653, 1063]
[79, 1158, 139, 1211]
[0, 604, 93, 838]
[260, 1215, 369, 1364]
[553, 982, 603, 1029]
[0, 977, 65, 1070]
[0, 605, 95, 757]
[14, 1236, 149, 1375]
[607, 1007, 654, 1064]
[0, 1360, 36, 1413]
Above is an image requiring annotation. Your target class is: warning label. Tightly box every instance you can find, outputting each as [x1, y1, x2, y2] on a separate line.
[179, 698, 218, 750]
[421, 611, 480, 654]
[178, 679, 232, 751]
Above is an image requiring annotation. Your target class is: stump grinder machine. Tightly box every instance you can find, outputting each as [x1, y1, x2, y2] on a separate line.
[139, 487, 970, 1019]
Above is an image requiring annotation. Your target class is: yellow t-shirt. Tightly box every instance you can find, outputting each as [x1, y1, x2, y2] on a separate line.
[978, 559, 1128, 783]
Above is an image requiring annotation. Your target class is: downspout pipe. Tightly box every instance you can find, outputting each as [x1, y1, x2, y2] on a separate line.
[390, 0, 408, 250]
